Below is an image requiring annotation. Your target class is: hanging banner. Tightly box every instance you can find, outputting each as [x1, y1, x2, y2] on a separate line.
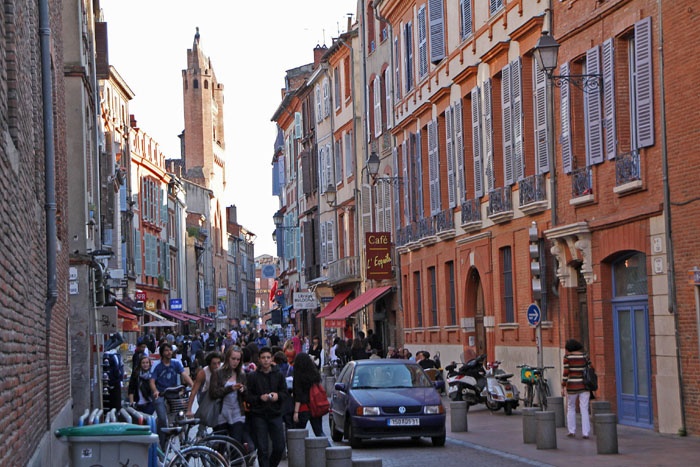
[294, 292, 319, 309]
[365, 232, 393, 280]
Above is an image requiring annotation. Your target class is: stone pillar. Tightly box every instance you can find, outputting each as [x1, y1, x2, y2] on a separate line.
[326, 446, 352, 467]
[286, 429, 308, 467]
[536, 411, 557, 450]
[547, 396, 565, 427]
[305, 436, 330, 467]
[591, 400, 611, 436]
[450, 401, 468, 432]
[522, 407, 538, 444]
[595, 413, 618, 455]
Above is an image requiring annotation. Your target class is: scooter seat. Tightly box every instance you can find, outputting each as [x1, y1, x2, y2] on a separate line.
[496, 373, 513, 380]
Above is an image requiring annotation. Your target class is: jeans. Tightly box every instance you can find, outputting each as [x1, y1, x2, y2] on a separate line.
[135, 402, 155, 416]
[251, 415, 285, 467]
[214, 421, 245, 444]
[153, 396, 168, 448]
[567, 391, 591, 436]
[296, 411, 325, 437]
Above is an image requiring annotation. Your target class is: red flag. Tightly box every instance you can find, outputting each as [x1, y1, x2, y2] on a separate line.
[269, 280, 277, 302]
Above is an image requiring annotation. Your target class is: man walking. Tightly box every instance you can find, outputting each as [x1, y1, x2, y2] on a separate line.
[150, 343, 193, 447]
[246, 347, 288, 467]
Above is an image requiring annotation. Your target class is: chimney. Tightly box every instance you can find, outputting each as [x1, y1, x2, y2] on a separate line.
[347, 15, 353, 33]
[313, 44, 327, 67]
[130, 114, 137, 128]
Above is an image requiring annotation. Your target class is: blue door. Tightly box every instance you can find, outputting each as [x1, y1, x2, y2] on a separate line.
[611, 252, 652, 429]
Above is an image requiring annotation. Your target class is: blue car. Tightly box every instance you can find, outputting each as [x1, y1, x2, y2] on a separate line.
[330, 359, 446, 448]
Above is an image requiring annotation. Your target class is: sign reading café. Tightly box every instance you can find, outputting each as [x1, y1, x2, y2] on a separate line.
[366, 232, 392, 280]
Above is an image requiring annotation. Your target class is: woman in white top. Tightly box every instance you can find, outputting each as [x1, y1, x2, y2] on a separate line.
[186, 351, 223, 418]
[209, 347, 247, 443]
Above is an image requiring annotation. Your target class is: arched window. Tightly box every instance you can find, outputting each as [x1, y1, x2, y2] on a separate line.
[613, 252, 648, 297]
[204, 80, 209, 89]
[194, 79, 199, 89]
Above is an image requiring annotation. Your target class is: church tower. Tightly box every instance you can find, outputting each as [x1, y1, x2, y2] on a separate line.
[182, 27, 226, 192]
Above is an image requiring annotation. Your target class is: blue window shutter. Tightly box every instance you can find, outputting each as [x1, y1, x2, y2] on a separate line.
[501, 63, 514, 186]
[276, 228, 284, 258]
[416, 131, 424, 217]
[585, 46, 604, 165]
[602, 38, 617, 159]
[134, 228, 142, 276]
[560, 62, 573, 174]
[634, 17, 654, 148]
[471, 86, 483, 198]
[428, 0, 445, 64]
[272, 161, 280, 196]
[534, 58, 550, 174]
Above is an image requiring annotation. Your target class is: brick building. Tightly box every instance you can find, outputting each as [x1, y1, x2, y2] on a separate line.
[0, 0, 71, 465]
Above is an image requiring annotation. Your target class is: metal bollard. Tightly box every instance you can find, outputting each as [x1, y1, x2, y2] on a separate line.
[326, 446, 352, 467]
[287, 429, 308, 467]
[450, 401, 468, 433]
[547, 396, 565, 428]
[522, 407, 539, 444]
[595, 413, 618, 455]
[591, 400, 611, 436]
[326, 376, 337, 396]
[535, 411, 557, 450]
[305, 436, 330, 467]
[352, 458, 382, 467]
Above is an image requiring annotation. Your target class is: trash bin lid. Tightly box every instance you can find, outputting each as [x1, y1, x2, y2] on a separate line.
[56, 423, 152, 437]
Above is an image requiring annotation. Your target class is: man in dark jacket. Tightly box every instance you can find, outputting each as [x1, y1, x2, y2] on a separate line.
[246, 347, 288, 467]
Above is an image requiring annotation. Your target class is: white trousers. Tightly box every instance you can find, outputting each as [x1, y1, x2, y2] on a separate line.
[566, 391, 591, 436]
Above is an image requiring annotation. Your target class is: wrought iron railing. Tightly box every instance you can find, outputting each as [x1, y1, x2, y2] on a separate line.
[461, 198, 481, 224]
[572, 166, 593, 198]
[418, 216, 434, 238]
[519, 174, 547, 206]
[487, 186, 513, 216]
[433, 208, 454, 234]
[615, 149, 641, 186]
[328, 256, 360, 283]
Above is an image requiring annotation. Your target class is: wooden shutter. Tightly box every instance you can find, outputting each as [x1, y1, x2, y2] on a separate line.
[303, 221, 314, 269]
[415, 132, 424, 217]
[345, 131, 354, 176]
[294, 112, 302, 139]
[326, 143, 333, 189]
[460, 0, 473, 40]
[417, 6, 428, 78]
[454, 99, 466, 202]
[384, 182, 393, 234]
[385, 68, 392, 129]
[394, 36, 402, 99]
[428, 0, 445, 64]
[406, 22, 414, 90]
[335, 140, 343, 183]
[534, 57, 550, 174]
[324, 79, 330, 117]
[366, 84, 371, 142]
[586, 46, 604, 165]
[320, 222, 327, 266]
[375, 185, 385, 232]
[445, 106, 456, 208]
[272, 161, 280, 196]
[374, 75, 382, 137]
[602, 38, 617, 159]
[471, 86, 484, 198]
[560, 62, 573, 174]
[483, 79, 495, 192]
[501, 64, 514, 186]
[362, 183, 373, 234]
[402, 141, 410, 224]
[392, 146, 401, 229]
[511, 58, 524, 181]
[427, 120, 437, 214]
[302, 152, 311, 195]
[634, 17, 654, 148]
[134, 229, 141, 275]
[316, 85, 322, 122]
[95, 22, 109, 79]
[318, 147, 325, 191]
[327, 220, 335, 264]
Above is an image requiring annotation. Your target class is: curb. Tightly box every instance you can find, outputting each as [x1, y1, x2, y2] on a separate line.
[446, 437, 554, 467]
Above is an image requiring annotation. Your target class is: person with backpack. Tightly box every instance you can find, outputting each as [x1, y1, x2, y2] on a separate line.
[292, 352, 327, 437]
[562, 339, 593, 439]
[205, 333, 218, 352]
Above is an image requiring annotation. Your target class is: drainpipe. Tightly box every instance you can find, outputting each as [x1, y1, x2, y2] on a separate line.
[39, 0, 57, 430]
[546, 0, 557, 228]
[325, 64, 342, 278]
[358, 0, 370, 302]
[657, 0, 686, 436]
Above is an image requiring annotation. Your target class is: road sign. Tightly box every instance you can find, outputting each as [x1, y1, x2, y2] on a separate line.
[170, 299, 183, 311]
[135, 291, 147, 301]
[527, 303, 541, 326]
[261, 264, 276, 279]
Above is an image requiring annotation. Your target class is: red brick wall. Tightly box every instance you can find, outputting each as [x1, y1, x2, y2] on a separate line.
[0, 0, 70, 464]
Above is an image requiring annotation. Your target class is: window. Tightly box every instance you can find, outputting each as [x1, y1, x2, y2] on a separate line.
[404, 22, 414, 91]
[501, 246, 514, 322]
[315, 84, 322, 122]
[394, 36, 402, 99]
[429, 266, 437, 326]
[345, 130, 354, 177]
[447, 261, 456, 325]
[344, 58, 351, 100]
[204, 80, 208, 89]
[384, 68, 392, 129]
[501, 59, 525, 185]
[323, 79, 330, 118]
[373, 75, 382, 137]
[414, 271, 423, 328]
[489, 0, 504, 16]
[460, 0, 473, 40]
[427, 118, 441, 215]
[417, 5, 428, 79]
[334, 67, 341, 109]
[335, 138, 343, 183]
[367, 1, 376, 53]
[193, 79, 199, 89]
[583, 46, 604, 166]
[428, 0, 446, 64]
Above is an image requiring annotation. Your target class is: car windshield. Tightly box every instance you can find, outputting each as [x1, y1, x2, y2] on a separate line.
[351, 364, 432, 389]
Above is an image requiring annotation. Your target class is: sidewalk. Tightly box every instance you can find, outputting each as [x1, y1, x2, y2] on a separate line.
[444, 402, 700, 466]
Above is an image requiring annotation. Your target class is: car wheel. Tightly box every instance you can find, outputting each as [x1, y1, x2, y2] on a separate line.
[330, 416, 343, 442]
[432, 435, 446, 447]
[346, 420, 362, 449]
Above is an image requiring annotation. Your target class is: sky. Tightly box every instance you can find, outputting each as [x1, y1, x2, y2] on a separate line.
[101, 0, 358, 257]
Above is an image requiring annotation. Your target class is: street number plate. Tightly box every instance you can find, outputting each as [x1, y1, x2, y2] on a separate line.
[388, 418, 420, 426]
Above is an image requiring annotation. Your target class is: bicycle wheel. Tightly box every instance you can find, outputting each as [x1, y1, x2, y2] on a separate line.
[524, 384, 534, 408]
[538, 381, 551, 410]
[200, 435, 248, 466]
[167, 445, 228, 467]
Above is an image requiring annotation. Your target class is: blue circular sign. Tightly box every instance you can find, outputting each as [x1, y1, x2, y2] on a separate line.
[527, 304, 541, 326]
[262, 265, 276, 279]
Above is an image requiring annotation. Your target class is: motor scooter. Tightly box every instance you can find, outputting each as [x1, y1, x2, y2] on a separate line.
[446, 354, 487, 407]
[483, 361, 520, 415]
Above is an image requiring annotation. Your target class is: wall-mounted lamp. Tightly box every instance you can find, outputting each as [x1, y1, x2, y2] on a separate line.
[534, 31, 602, 93]
[367, 151, 403, 186]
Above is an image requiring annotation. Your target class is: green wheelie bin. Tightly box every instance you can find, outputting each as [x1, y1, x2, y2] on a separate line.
[55, 423, 157, 467]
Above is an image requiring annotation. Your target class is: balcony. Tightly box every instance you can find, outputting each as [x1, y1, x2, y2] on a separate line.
[487, 186, 513, 223]
[571, 166, 594, 205]
[614, 150, 643, 194]
[328, 256, 361, 285]
[460, 198, 482, 232]
[433, 208, 455, 240]
[418, 216, 437, 247]
[518, 174, 548, 215]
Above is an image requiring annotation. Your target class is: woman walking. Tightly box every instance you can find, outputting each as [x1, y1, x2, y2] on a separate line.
[128, 355, 155, 415]
[562, 339, 592, 439]
[209, 346, 247, 443]
[292, 353, 325, 437]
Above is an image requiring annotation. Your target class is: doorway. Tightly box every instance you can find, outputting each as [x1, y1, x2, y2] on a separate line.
[611, 252, 653, 429]
[467, 269, 487, 357]
[576, 267, 590, 352]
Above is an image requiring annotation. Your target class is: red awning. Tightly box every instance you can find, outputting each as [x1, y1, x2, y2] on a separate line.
[116, 300, 137, 315]
[317, 290, 353, 318]
[179, 312, 203, 322]
[201, 316, 214, 323]
[159, 309, 188, 322]
[117, 310, 137, 321]
[324, 286, 393, 321]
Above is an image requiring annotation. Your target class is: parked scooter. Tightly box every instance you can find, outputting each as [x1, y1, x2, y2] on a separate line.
[483, 360, 520, 415]
[446, 354, 519, 415]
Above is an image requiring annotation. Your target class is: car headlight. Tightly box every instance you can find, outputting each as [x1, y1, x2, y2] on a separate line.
[424, 405, 443, 414]
[357, 406, 381, 416]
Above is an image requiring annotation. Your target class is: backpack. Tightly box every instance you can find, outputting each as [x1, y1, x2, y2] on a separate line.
[308, 383, 330, 418]
[583, 360, 598, 392]
[205, 336, 217, 351]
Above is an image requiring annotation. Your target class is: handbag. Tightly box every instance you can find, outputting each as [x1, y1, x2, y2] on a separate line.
[582, 359, 598, 392]
[195, 392, 222, 427]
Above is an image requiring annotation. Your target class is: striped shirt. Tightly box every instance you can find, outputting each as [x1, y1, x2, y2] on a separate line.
[563, 352, 589, 394]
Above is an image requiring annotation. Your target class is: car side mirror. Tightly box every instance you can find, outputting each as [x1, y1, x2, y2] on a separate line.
[334, 382, 346, 392]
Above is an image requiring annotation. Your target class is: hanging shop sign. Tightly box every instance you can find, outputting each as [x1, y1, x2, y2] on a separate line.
[293, 292, 319, 309]
[365, 232, 393, 280]
[325, 319, 345, 328]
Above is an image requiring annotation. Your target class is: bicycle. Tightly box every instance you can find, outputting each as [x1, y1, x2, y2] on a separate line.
[160, 421, 228, 467]
[517, 365, 553, 410]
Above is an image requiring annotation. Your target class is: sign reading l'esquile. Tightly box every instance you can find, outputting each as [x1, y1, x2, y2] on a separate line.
[365, 232, 392, 280]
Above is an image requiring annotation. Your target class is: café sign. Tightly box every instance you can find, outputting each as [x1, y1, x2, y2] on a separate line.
[365, 232, 392, 280]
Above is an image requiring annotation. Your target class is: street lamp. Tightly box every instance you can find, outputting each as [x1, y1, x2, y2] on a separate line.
[273, 210, 297, 230]
[366, 151, 403, 186]
[533, 31, 602, 93]
[324, 183, 337, 207]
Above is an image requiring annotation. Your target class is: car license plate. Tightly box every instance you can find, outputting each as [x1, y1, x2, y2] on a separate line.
[388, 418, 419, 426]
[506, 392, 513, 399]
